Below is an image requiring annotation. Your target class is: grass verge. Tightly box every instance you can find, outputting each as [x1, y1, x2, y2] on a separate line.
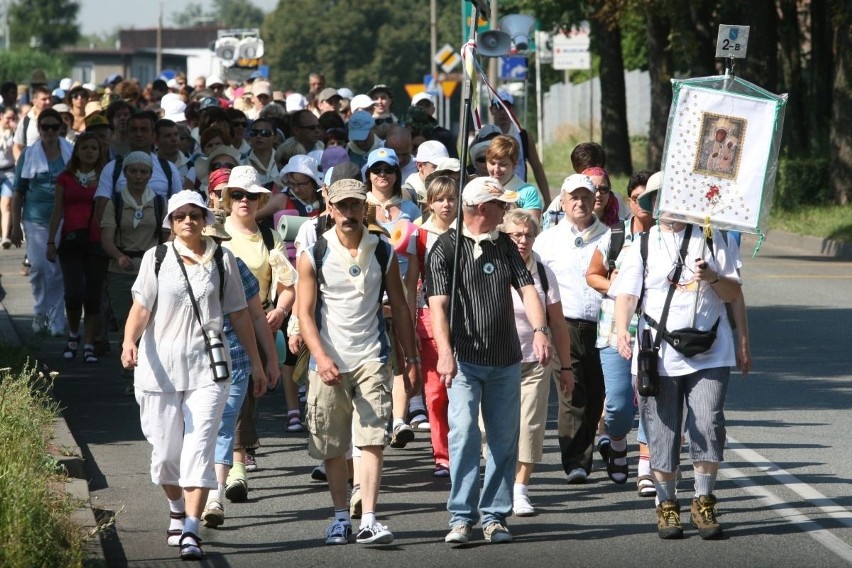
[0, 347, 87, 568]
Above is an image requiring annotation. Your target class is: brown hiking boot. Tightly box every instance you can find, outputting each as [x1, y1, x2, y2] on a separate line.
[656, 500, 683, 539]
[691, 494, 723, 539]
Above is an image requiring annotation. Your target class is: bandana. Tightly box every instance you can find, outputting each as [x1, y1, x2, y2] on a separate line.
[173, 235, 217, 267]
[120, 186, 155, 229]
[366, 192, 403, 221]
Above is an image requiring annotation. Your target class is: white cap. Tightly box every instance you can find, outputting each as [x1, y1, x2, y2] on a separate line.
[279, 154, 323, 187]
[206, 75, 224, 88]
[160, 93, 186, 123]
[560, 173, 596, 194]
[350, 94, 375, 113]
[414, 140, 448, 165]
[227, 165, 271, 194]
[412, 92, 435, 106]
[285, 93, 307, 111]
[337, 87, 354, 100]
[462, 176, 518, 206]
[82, 82, 97, 93]
[163, 190, 215, 228]
[433, 157, 461, 173]
[59, 78, 73, 91]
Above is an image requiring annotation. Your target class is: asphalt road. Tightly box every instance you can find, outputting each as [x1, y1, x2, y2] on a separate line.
[1, 233, 851, 568]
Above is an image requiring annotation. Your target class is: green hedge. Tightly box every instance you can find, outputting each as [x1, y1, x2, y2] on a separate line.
[0, 50, 71, 86]
[773, 157, 831, 210]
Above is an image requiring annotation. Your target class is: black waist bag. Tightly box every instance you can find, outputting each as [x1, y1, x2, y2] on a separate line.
[645, 314, 720, 357]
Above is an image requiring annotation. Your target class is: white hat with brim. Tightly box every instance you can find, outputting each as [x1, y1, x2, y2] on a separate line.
[163, 190, 215, 228]
[561, 173, 596, 195]
[227, 165, 271, 194]
[638, 171, 662, 213]
[462, 176, 518, 206]
[434, 157, 461, 173]
[279, 154, 323, 187]
[414, 140, 448, 165]
[350, 94, 375, 113]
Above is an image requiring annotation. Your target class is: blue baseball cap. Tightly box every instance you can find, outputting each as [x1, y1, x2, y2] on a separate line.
[348, 110, 375, 142]
[366, 147, 399, 169]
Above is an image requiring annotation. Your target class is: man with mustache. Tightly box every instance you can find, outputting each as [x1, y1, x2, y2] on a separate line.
[297, 179, 421, 546]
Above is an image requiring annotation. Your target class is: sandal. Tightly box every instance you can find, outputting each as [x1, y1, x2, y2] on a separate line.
[636, 474, 656, 497]
[167, 511, 185, 546]
[597, 436, 611, 462]
[286, 414, 304, 432]
[178, 531, 203, 561]
[63, 336, 79, 360]
[83, 345, 98, 364]
[606, 447, 629, 484]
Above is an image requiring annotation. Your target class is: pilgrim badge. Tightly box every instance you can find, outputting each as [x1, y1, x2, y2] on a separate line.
[483, 262, 495, 275]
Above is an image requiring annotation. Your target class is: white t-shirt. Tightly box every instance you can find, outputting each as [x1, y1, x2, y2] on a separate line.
[302, 228, 394, 372]
[511, 255, 561, 362]
[95, 153, 184, 199]
[131, 242, 247, 392]
[613, 225, 741, 377]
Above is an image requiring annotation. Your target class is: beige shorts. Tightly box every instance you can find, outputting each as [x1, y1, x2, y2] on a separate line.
[306, 359, 392, 460]
[518, 361, 553, 464]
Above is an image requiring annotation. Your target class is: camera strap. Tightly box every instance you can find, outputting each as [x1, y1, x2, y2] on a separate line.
[649, 224, 693, 352]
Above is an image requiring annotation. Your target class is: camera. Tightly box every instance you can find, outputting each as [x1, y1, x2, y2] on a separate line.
[636, 329, 659, 397]
[206, 331, 230, 382]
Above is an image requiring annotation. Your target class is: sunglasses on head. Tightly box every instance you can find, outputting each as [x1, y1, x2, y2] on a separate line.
[39, 122, 61, 132]
[230, 190, 260, 201]
[370, 165, 396, 175]
[249, 128, 274, 138]
[211, 162, 235, 170]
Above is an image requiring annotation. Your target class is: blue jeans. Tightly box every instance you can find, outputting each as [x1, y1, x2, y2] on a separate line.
[600, 346, 637, 439]
[215, 376, 249, 467]
[447, 361, 520, 527]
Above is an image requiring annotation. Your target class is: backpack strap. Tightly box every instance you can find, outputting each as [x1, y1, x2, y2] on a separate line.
[374, 239, 390, 303]
[157, 156, 174, 198]
[112, 191, 124, 240]
[154, 243, 168, 276]
[639, 231, 649, 307]
[536, 261, 549, 296]
[607, 224, 626, 276]
[259, 224, 275, 253]
[313, 234, 389, 305]
[111, 156, 124, 193]
[153, 195, 166, 243]
[313, 236, 328, 288]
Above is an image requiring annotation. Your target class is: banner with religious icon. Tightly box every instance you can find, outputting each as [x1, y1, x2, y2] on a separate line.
[655, 75, 787, 236]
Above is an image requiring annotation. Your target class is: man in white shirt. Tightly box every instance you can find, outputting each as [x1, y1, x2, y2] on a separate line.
[12, 86, 52, 161]
[533, 173, 610, 484]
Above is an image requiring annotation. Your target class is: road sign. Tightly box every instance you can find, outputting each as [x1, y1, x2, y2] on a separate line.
[500, 56, 528, 80]
[434, 43, 461, 73]
[553, 34, 590, 70]
[424, 74, 439, 96]
[405, 84, 426, 99]
[536, 30, 553, 64]
[716, 24, 750, 59]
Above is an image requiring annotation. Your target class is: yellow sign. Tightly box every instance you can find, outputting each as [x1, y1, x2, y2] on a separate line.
[405, 84, 426, 99]
[441, 81, 459, 98]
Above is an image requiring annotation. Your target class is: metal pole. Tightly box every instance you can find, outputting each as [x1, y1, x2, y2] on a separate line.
[448, 6, 481, 335]
[535, 32, 544, 152]
[156, 1, 163, 77]
[430, 0, 438, 78]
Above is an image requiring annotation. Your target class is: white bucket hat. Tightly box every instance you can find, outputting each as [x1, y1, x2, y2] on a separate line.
[278, 154, 323, 187]
[163, 190, 215, 228]
[227, 165, 271, 194]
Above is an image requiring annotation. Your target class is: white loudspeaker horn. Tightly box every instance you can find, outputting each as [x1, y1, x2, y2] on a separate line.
[500, 14, 536, 52]
[478, 30, 511, 57]
[238, 37, 265, 60]
[215, 37, 239, 67]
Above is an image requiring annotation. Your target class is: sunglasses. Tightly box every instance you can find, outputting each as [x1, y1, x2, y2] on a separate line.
[594, 185, 611, 194]
[39, 122, 61, 131]
[230, 190, 260, 201]
[172, 212, 204, 223]
[249, 128, 274, 138]
[211, 162, 235, 170]
[370, 166, 396, 175]
[374, 117, 394, 125]
[289, 180, 314, 189]
[297, 124, 322, 130]
[485, 200, 509, 211]
[231, 121, 247, 128]
[71, 92, 87, 99]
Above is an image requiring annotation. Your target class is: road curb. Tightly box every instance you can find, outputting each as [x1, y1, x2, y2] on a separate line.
[748, 229, 852, 260]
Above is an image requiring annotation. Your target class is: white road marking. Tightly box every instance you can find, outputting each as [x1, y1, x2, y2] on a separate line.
[722, 436, 852, 563]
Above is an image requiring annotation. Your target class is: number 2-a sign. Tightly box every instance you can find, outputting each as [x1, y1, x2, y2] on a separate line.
[716, 25, 750, 59]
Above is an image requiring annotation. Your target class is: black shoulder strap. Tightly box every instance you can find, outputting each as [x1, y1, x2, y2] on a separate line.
[607, 224, 626, 276]
[23, 115, 30, 139]
[213, 244, 225, 303]
[519, 128, 529, 160]
[313, 236, 328, 287]
[112, 191, 124, 236]
[537, 261, 549, 296]
[153, 196, 166, 243]
[374, 239, 390, 303]
[259, 225, 275, 253]
[158, 156, 174, 198]
[154, 243, 167, 275]
[647, 224, 693, 351]
[112, 156, 124, 192]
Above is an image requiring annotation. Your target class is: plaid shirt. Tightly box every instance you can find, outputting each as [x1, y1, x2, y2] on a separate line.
[224, 258, 260, 383]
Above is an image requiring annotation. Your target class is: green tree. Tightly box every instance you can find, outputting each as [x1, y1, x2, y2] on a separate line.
[0, 50, 71, 84]
[10, 0, 80, 52]
[262, 0, 458, 108]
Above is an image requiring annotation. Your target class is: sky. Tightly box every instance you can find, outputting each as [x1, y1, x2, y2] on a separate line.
[78, 0, 280, 36]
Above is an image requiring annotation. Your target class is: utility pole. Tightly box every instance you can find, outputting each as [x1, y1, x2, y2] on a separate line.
[156, 1, 163, 76]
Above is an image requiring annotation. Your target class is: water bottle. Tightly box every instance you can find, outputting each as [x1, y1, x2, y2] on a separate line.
[207, 331, 230, 382]
[636, 329, 659, 397]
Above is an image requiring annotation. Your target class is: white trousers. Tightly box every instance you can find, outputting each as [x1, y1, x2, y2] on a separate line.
[23, 220, 65, 332]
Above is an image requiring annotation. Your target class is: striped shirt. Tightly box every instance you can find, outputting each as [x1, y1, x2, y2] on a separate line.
[425, 228, 533, 367]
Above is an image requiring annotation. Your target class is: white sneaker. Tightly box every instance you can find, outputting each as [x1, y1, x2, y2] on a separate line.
[445, 522, 473, 543]
[356, 522, 393, 544]
[513, 494, 535, 516]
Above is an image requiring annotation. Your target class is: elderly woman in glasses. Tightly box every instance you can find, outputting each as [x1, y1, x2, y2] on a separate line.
[500, 208, 573, 516]
[613, 179, 742, 540]
[121, 190, 266, 561]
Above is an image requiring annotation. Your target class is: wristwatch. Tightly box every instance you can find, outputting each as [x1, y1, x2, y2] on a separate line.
[533, 326, 551, 337]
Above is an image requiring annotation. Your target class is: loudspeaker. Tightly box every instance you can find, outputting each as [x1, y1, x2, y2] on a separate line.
[214, 37, 239, 67]
[238, 37, 265, 60]
[478, 30, 512, 57]
[500, 14, 536, 52]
